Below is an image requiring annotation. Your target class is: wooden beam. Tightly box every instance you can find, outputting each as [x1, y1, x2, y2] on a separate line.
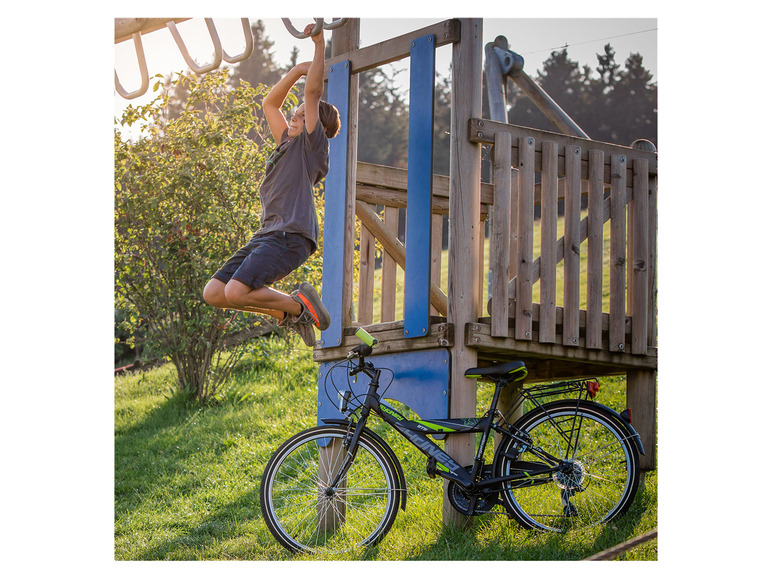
[324, 20, 460, 78]
[468, 118, 658, 175]
[313, 320, 453, 363]
[465, 322, 657, 371]
[355, 201, 448, 316]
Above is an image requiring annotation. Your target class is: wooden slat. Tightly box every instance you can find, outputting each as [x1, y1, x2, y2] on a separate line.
[430, 214, 443, 316]
[357, 203, 376, 325]
[491, 132, 512, 337]
[631, 158, 650, 354]
[609, 154, 627, 352]
[355, 200, 448, 316]
[586, 149, 605, 349]
[540, 141, 558, 343]
[324, 19, 460, 78]
[515, 136, 535, 340]
[381, 206, 399, 323]
[563, 145, 581, 346]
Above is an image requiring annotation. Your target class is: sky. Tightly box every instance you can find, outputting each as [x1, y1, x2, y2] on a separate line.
[114, 17, 658, 116]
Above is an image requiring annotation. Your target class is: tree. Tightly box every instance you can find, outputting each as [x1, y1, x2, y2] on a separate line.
[229, 20, 283, 90]
[506, 45, 657, 147]
[357, 66, 410, 168]
[114, 70, 320, 402]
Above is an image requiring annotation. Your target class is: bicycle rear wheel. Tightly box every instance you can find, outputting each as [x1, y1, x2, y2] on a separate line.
[260, 425, 400, 553]
[496, 401, 640, 532]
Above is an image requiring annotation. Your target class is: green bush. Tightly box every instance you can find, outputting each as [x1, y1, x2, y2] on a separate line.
[114, 70, 322, 401]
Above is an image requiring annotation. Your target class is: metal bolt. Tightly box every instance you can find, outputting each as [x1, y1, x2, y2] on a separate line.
[528, 138, 534, 145]
[477, 132, 483, 138]
[572, 337, 578, 344]
[525, 331, 531, 338]
[478, 120, 484, 127]
[443, 390, 447, 396]
[620, 156, 626, 163]
[618, 343, 625, 350]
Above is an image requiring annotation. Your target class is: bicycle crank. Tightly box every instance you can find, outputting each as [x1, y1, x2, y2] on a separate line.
[448, 466, 499, 516]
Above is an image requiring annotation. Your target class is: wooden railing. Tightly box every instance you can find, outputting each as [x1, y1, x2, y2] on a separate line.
[333, 119, 657, 368]
[472, 120, 658, 358]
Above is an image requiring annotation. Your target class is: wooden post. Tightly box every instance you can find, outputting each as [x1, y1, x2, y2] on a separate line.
[444, 18, 482, 528]
[627, 369, 656, 470]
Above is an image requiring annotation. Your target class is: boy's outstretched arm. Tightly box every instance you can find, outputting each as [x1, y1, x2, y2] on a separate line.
[303, 24, 325, 134]
[263, 61, 309, 142]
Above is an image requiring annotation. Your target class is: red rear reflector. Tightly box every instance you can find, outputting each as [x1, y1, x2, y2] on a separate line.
[586, 380, 600, 398]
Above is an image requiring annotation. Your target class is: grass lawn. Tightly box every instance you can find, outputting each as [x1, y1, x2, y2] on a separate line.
[114, 336, 657, 561]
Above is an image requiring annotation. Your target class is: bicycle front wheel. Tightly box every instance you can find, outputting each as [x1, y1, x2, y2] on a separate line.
[260, 425, 401, 553]
[496, 401, 640, 532]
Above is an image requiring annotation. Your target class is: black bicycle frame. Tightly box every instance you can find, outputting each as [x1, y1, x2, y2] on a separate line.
[331, 359, 563, 492]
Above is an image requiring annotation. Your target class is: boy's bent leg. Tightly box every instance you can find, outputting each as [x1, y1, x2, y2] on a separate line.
[203, 278, 231, 309]
[204, 278, 287, 320]
[223, 280, 302, 319]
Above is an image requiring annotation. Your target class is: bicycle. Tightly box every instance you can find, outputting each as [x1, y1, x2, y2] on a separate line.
[260, 328, 644, 553]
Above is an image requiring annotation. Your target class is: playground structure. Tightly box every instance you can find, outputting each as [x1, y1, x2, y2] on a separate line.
[315, 21, 657, 531]
[115, 18, 658, 525]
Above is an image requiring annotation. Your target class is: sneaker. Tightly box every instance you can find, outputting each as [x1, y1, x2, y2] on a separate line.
[290, 282, 330, 331]
[278, 312, 317, 347]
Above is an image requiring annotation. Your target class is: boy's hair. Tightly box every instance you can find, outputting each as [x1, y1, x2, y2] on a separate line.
[319, 100, 341, 139]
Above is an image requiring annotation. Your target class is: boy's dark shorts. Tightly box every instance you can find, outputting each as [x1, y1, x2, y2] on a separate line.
[212, 231, 315, 290]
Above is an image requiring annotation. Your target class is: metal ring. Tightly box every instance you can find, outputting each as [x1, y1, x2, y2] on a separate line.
[222, 18, 254, 64]
[323, 18, 349, 30]
[114, 32, 150, 100]
[281, 18, 324, 39]
[166, 18, 223, 74]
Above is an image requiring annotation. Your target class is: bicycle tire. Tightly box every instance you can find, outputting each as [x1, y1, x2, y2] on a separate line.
[495, 401, 640, 532]
[260, 425, 401, 553]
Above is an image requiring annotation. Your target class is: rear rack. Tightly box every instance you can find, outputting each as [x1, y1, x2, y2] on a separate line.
[500, 378, 600, 425]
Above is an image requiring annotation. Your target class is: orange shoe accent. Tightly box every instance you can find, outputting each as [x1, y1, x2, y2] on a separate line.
[297, 294, 321, 328]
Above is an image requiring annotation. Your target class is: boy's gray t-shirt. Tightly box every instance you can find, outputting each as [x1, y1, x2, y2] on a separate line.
[258, 121, 329, 251]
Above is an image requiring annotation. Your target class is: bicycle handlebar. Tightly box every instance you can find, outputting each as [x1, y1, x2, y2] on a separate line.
[347, 327, 379, 360]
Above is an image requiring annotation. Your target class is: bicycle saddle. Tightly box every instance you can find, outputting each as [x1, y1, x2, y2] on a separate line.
[465, 360, 527, 382]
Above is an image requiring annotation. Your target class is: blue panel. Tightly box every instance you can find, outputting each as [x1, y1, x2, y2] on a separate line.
[318, 348, 450, 425]
[404, 35, 436, 338]
[320, 61, 350, 348]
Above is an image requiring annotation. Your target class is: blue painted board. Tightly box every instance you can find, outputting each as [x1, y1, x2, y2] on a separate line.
[320, 61, 350, 349]
[404, 35, 436, 338]
[318, 348, 450, 425]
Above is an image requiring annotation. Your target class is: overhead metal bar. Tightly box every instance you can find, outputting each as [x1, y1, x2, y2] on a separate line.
[114, 18, 256, 100]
